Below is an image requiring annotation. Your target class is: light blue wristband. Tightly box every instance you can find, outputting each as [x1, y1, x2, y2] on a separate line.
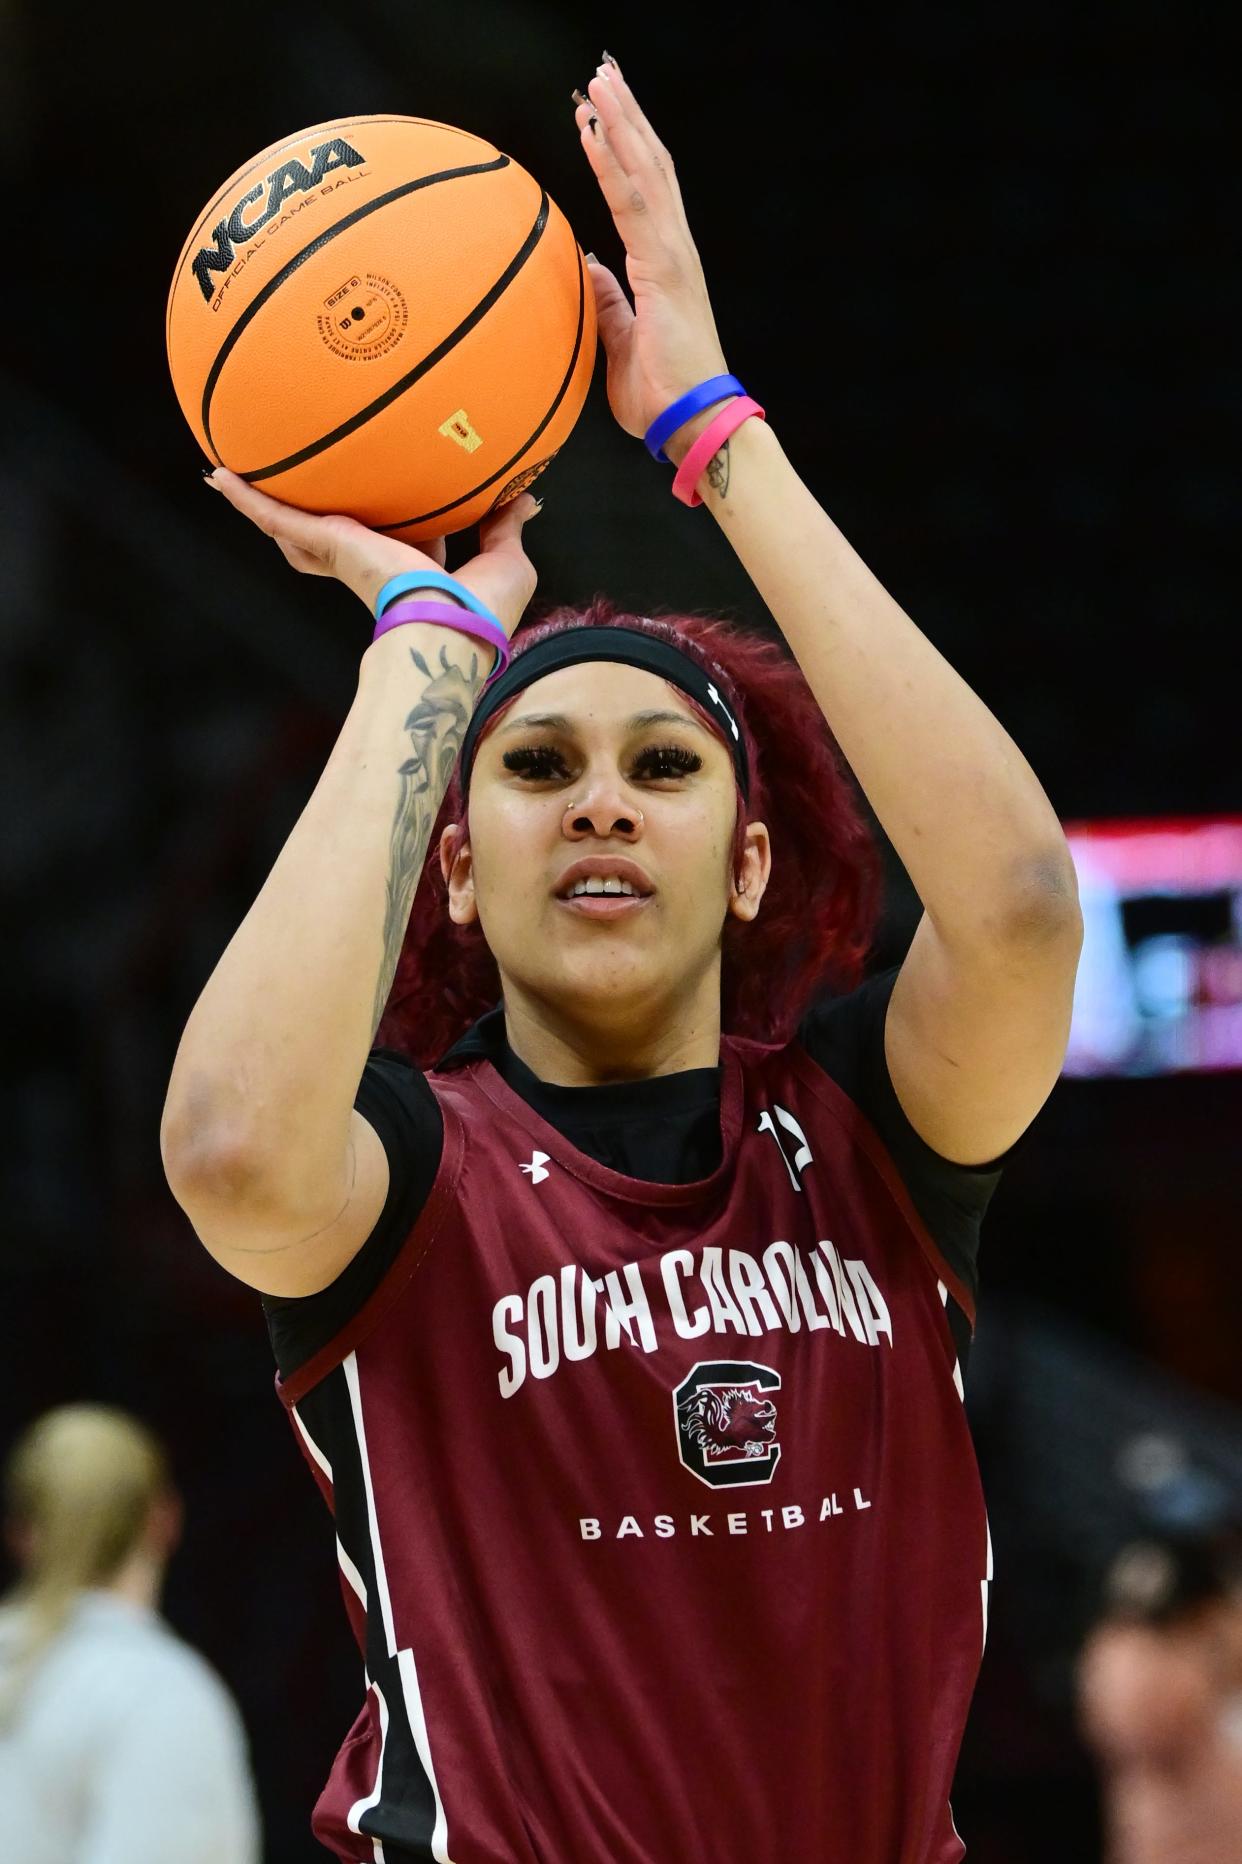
[373, 569, 501, 628]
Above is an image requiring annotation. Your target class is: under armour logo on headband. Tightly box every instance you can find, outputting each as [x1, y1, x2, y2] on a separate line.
[707, 682, 740, 741]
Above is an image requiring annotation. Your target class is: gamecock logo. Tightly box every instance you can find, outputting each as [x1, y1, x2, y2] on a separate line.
[673, 1360, 782, 1489]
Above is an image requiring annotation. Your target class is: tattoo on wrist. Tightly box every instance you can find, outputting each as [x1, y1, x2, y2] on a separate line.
[372, 641, 484, 1032]
[706, 439, 731, 499]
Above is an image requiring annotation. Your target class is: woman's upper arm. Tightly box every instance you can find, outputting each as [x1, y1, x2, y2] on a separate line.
[190, 1107, 392, 1297]
[885, 897, 1083, 1168]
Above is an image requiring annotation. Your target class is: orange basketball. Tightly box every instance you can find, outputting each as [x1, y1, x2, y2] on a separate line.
[166, 114, 597, 543]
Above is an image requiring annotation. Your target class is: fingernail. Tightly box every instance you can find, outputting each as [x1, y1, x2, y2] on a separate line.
[588, 114, 599, 134]
[602, 50, 619, 70]
[571, 88, 590, 107]
[533, 497, 545, 513]
[584, 251, 598, 264]
[201, 468, 220, 487]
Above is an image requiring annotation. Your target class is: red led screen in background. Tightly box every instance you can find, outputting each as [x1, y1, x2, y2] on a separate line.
[1064, 816, 1242, 1076]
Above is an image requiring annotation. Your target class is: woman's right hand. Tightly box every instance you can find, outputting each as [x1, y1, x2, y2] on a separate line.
[203, 468, 542, 638]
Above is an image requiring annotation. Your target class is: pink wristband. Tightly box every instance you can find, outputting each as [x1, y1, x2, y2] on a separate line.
[371, 599, 511, 679]
[671, 396, 766, 507]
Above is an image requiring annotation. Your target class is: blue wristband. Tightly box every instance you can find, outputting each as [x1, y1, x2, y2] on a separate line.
[373, 569, 501, 627]
[644, 375, 747, 463]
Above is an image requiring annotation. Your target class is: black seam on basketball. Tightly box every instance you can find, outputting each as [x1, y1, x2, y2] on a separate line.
[199, 155, 515, 458]
[375, 244, 588, 530]
[166, 117, 480, 351]
[231, 187, 552, 483]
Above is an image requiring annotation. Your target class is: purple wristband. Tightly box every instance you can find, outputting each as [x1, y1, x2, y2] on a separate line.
[371, 599, 512, 679]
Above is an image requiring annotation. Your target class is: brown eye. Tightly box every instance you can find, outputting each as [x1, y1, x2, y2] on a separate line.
[631, 744, 702, 780]
[502, 745, 570, 780]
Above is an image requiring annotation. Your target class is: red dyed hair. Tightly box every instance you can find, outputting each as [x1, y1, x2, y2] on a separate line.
[378, 597, 881, 1064]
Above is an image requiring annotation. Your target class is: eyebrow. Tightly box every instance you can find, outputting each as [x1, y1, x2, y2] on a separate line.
[498, 709, 710, 736]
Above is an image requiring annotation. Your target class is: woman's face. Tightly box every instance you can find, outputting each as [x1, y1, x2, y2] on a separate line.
[442, 660, 770, 1025]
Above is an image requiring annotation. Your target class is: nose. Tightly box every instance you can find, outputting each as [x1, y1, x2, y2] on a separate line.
[561, 774, 645, 842]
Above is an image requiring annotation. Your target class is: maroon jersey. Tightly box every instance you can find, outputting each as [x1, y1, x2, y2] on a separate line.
[277, 1032, 991, 1863]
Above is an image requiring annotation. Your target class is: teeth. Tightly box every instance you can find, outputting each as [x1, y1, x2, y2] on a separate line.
[569, 877, 636, 897]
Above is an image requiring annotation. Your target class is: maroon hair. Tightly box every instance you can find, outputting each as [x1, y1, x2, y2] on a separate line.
[378, 597, 881, 1064]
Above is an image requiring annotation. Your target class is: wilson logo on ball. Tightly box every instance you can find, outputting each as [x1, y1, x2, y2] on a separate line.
[191, 139, 366, 302]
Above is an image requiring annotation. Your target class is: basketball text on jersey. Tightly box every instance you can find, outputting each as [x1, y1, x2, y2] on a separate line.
[492, 1237, 893, 1399]
[191, 138, 366, 302]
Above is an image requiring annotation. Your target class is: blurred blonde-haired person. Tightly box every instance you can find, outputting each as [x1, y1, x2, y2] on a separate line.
[1078, 1526, 1242, 1864]
[0, 1405, 261, 1862]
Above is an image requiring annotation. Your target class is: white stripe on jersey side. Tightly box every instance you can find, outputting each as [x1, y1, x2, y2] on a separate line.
[344, 1351, 455, 1864]
[337, 1536, 368, 1608]
[938, 1281, 966, 1401]
[936, 1282, 993, 1656]
[293, 1405, 333, 1481]
[293, 1408, 368, 1606]
[347, 1676, 389, 1862]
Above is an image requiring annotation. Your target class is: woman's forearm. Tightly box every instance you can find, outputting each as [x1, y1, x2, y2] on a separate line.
[161, 618, 483, 1212]
[671, 411, 1079, 944]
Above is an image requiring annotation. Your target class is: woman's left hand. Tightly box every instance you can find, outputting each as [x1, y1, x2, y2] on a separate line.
[574, 57, 733, 451]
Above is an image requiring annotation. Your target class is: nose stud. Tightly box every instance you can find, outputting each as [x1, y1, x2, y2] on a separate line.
[564, 802, 644, 826]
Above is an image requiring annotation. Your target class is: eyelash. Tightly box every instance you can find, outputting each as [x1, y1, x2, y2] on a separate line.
[501, 743, 703, 782]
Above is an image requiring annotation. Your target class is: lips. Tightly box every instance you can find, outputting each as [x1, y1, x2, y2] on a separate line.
[557, 891, 651, 921]
[553, 856, 655, 900]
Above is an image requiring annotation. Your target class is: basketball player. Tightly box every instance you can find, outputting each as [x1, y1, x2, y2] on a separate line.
[163, 55, 1084, 1862]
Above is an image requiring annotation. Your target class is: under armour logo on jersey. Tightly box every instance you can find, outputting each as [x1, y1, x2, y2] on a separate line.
[757, 1104, 813, 1191]
[705, 682, 741, 741]
[519, 1150, 551, 1185]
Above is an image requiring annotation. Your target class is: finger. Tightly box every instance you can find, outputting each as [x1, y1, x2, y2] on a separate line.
[586, 66, 691, 241]
[457, 496, 541, 625]
[205, 467, 339, 561]
[593, 58, 687, 219]
[477, 490, 543, 552]
[584, 256, 637, 359]
[273, 535, 330, 576]
[573, 90, 675, 272]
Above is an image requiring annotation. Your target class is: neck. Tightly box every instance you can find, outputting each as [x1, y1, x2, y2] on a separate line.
[501, 970, 723, 1085]
[101, 1546, 163, 1615]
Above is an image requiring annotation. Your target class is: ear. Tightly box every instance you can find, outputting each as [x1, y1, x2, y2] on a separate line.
[439, 823, 479, 926]
[4, 1518, 33, 1569]
[728, 821, 771, 924]
[145, 1488, 184, 1560]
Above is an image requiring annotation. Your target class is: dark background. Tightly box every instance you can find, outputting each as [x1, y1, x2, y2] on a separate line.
[3, 1, 1238, 1858]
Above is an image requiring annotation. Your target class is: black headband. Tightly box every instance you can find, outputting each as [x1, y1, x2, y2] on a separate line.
[458, 625, 750, 800]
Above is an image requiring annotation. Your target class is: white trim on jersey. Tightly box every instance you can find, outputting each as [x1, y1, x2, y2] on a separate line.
[294, 1409, 369, 1608]
[981, 1516, 995, 1655]
[337, 1535, 368, 1608]
[348, 1675, 390, 1862]
[293, 1404, 333, 1481]
[344, 1351, 456, 1864]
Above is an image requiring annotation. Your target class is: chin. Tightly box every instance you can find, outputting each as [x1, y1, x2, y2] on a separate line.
[527, 949, 666, 1017]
